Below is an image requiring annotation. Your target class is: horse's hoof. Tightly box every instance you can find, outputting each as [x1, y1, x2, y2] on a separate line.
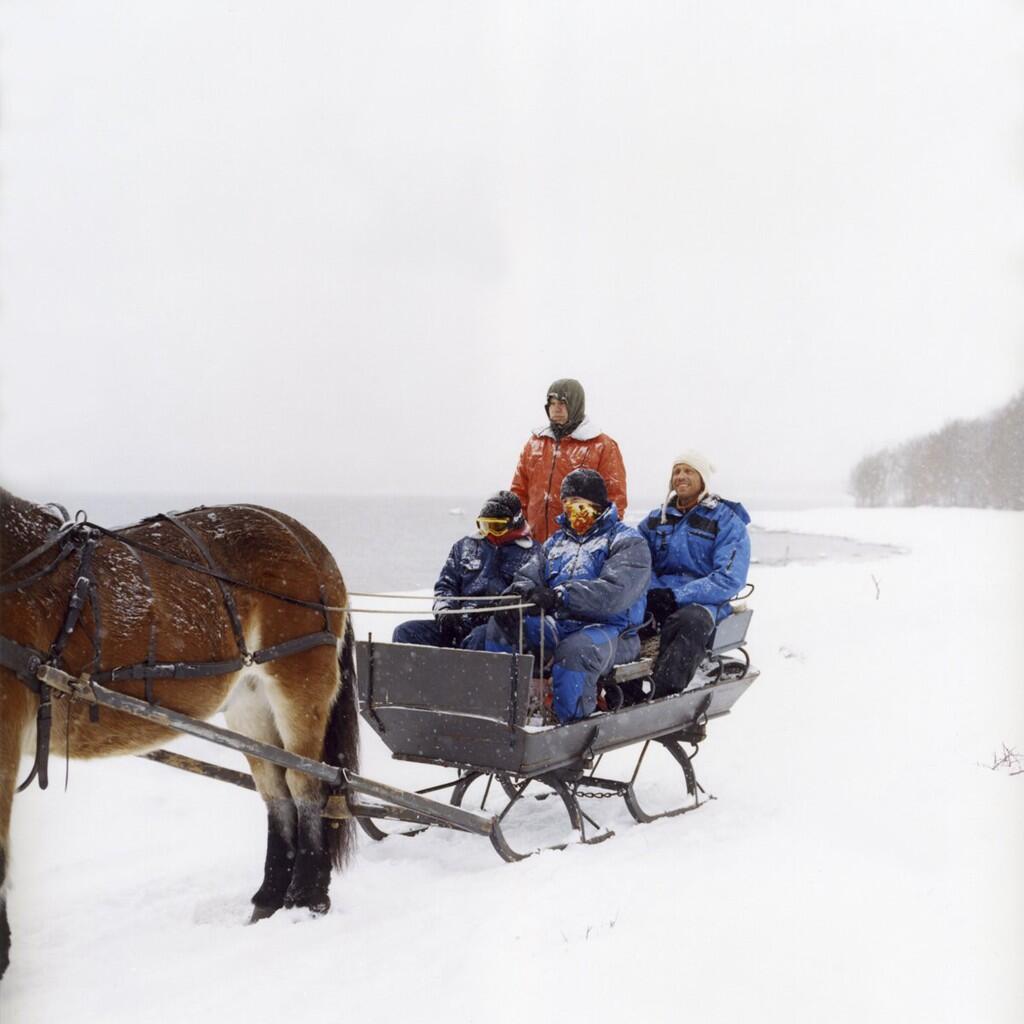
[249, 902, 281, 924]
[282, 894, 330, 916]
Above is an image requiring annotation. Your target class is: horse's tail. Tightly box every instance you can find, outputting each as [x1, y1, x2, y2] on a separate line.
[324, 616, 360, 870]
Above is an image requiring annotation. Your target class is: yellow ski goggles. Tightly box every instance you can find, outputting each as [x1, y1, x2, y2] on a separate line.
[477, 516, 513, 537]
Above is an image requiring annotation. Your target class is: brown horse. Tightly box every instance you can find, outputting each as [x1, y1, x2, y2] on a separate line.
[0, 488, 359, 979]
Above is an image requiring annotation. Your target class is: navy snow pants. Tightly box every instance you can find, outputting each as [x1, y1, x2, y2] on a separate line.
[652, 604, 715, 696]
[392, 619, 488, 650]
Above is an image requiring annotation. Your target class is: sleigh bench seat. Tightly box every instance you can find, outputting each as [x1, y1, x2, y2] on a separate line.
[609, 606, 753, 685]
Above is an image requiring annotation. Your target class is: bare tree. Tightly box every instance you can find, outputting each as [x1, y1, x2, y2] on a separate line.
[849, 387, 1024, 509]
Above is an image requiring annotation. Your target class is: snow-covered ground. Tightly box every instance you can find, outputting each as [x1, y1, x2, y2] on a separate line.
[3, 508, 1021, 1023]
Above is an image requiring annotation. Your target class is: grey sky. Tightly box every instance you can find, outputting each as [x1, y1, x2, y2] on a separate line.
[1, 1, 1021, 506]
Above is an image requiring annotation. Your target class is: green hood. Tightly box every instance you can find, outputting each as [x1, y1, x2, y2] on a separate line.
[545, 378, 586, 438]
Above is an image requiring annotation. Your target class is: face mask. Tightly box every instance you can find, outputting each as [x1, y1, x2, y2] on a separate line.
[563, 498, 599, 534]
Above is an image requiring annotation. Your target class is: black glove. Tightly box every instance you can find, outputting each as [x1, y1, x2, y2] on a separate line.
[646, 588, 678, 627]
[437, 612, 461, 648]
[492, 609, 517, 640]
[528, 586, 559, 613]
[492, 592, 526, 641]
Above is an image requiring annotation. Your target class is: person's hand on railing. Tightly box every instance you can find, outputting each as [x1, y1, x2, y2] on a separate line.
[528, 586, 559, 613]
[438, 612, 462, 648]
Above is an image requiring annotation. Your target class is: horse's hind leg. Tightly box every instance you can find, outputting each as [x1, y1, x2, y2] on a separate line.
[223, 673, 298, 921]
[262, 651, 339, 915]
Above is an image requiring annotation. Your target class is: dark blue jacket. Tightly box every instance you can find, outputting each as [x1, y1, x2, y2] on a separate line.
[434, 535, 537, 634]
[638, 495, 751, 623]
[511, 505, 651, 632]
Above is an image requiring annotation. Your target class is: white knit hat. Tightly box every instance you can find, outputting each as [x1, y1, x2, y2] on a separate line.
[660, 450, 715, 522]
[669, 450, 714, 491]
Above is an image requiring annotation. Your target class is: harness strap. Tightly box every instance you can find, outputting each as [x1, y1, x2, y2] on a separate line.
[0, 539, 79, 596]
[0, 520, 77, 581]
[118, 540, 159, 703]
[91, 630, 338, 685]
[40, 531, 103, 745]
[0, 635, 44, 688]
[94, 657, 246, 684]
[6, 530, 96, 793]
[252, 630, 337, 665]
[50, 535, 98, 665]
[161, 512, 249, 658]
[0, 636, 51, 792]
[16, 693, 51, 792]
[88, 523, 334, 614]
[40, 502, 71, 523]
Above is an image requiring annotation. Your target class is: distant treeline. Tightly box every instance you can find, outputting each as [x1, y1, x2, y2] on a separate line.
[849, 388, 1024, 508]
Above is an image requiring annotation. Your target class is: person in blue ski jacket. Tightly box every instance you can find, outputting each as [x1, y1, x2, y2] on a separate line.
[486, 468, 651, 723]
[638, 450, 751, 697]
[393, 491, 537, 650]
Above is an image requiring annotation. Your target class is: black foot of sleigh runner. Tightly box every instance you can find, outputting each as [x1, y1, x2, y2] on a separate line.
[352, 609, 757, 861]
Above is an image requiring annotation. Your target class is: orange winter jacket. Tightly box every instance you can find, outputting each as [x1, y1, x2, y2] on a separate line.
[510, 418, 628, 543]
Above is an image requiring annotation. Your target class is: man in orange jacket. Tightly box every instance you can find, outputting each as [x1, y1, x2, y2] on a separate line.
[510, 378, 628, 542]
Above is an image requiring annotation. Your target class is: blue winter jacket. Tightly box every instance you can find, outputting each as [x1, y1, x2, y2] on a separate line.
[638, 495, 751, 623]
[510, 505, 651, 632]
[434, 535, 537, 634]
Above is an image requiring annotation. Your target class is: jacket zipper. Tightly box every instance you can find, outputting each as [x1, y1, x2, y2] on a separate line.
[659, 506, 687, 555]
[542, 439, 560, 539]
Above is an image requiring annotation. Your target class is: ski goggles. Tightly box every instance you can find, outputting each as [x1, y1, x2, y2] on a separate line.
[477, 516, 513, 537]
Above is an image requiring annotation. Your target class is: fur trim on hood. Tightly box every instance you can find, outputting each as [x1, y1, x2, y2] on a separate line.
[534, 415, 603, 442]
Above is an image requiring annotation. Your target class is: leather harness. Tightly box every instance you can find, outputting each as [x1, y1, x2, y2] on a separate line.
[0, 505, 341, 792]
